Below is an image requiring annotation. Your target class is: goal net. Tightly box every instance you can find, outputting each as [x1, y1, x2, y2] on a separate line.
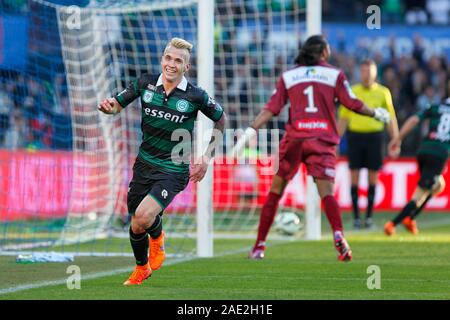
[0, 0, 310, 259]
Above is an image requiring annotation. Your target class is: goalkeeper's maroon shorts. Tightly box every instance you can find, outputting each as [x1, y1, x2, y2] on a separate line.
[276, 133, 337, 182]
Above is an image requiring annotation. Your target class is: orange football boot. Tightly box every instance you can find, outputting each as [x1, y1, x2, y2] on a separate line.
[149, 230, 166, 270]
[384, 221, 396, 236]
[402, 216, 419, 235]
[123, 263, 152, 285]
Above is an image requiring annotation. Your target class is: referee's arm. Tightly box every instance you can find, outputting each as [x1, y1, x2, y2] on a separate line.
[384, 89, 399, 140]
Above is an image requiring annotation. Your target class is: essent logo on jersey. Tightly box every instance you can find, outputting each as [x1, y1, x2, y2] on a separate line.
[144, 107, 189, 123]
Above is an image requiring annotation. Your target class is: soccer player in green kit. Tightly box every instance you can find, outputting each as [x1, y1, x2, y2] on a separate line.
[98, 38, 226, 285]
[385, 97, 450, 236]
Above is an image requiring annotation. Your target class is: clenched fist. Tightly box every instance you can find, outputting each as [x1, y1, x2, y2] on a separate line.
[98, 98, 120, 114]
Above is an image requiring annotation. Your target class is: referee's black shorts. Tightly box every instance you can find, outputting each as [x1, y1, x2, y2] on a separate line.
[347, 131, 384, 171]
[417, 153, 447, 190]
[127, 157, 189, 215]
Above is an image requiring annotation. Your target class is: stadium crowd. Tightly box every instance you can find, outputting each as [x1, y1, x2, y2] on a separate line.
[0, 71, 72, 150]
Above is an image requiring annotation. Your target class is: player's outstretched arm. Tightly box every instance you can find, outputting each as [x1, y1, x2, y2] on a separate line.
[250, 109, 275, 130]
[337, 117, 349, 137]
[230, 109, 274, 157]
[98, 98, 123, 115]
[357, 104, 391, 123]
[388, 115, 420, 158]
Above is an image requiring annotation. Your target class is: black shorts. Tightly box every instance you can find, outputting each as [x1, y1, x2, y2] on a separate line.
[347, 131, 384, 171]
[127, 157, 189, 215]
[417, 153, 447, 190]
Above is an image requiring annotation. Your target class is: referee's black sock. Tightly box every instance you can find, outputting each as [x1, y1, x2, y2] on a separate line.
[411, 194, 432, 220]
[146, 215, 163, 239]
[392, 201, 418, 226]
[351, 185, 360, 220]
[366, 185, 376, 219]
[129, 227, 149, 266]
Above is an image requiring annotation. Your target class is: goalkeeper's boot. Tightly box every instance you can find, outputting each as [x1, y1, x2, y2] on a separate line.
[402, 217, 418, 235]
[334, 231, 352, 262]
[248, 241, 265, 260]
[384, 221, 396, 236]
[149, 230, 165, 270]
[123, 263, 152, 285]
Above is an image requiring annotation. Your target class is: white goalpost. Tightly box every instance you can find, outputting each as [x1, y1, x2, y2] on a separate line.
[196, 0, 215, 258]
[305, 0, 322, 240]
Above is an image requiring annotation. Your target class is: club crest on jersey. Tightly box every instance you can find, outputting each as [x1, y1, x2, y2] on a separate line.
[176, 99, 189, 112]
[143, 90, 154, 103]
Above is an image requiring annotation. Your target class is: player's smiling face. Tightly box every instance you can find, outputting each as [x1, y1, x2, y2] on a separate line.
[161, 46, 190, 84]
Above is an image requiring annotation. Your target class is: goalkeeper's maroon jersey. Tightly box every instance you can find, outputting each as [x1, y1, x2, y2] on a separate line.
[264, 61, 364, 145]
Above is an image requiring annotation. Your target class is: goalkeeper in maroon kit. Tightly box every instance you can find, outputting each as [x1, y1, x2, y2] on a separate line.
[235, 35, 390, 261]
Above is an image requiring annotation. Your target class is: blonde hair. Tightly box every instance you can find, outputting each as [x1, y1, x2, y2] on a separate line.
[168, 37, 193, 52]
[164, 37, 193, 62]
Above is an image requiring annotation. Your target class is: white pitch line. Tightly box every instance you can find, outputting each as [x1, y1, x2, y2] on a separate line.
[0, 266, 131, 296]
[0, 247, 256, 296]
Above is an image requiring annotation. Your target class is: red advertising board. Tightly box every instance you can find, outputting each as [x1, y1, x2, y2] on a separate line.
[212, 157, 449, 211]
[0, 151, 448, 221]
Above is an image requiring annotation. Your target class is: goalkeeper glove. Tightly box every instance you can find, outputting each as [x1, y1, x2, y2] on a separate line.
[230, 127, 257, 158]
[373, 107, 390, 123]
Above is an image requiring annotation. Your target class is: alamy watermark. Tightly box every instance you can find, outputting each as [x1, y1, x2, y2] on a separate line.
[64, 5, 81, 30]
[366, 5, 381, 30]
[366, 265, 381, 290]
[66, 265, 81, 290]
[170, 123, 280, 176]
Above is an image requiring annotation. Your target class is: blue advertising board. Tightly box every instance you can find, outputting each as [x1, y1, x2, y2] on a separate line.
[323, 23, 450, 59]
[0, 15, 28, 70]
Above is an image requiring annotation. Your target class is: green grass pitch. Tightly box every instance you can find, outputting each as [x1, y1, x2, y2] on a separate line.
[1, 212, 450, 300]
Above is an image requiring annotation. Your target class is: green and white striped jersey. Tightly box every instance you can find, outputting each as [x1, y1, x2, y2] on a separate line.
[115, 74, 224, 173]
[416, 98, 450, 160]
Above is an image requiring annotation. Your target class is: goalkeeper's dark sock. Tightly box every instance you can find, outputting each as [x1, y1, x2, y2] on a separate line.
[146, 215, 162, 239]
[366, 184, 376, 219]
[392, 201, 418, 226]
[129, 227, 149, 266]
[255, 192, 281, 247]
[351, 185, 360, 220]
[411, 194, 432, 220]
[322, 195, 343, 234]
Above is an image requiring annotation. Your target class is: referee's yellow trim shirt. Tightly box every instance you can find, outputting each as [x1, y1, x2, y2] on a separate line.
[338, 83, 396, 133]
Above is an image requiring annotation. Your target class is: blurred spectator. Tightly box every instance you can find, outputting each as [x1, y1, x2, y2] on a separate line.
[412, 34, 426, 67]
[426, 0, 450, 25]
[416, 86, 441, 111]
[0, 0, 27, 14]
[0, 90, 13, 145]
[26, 131, 45, 151]
[382, 0, 405, 23]
[4, 110, 27, 150]
[405, 0, 428, 24]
